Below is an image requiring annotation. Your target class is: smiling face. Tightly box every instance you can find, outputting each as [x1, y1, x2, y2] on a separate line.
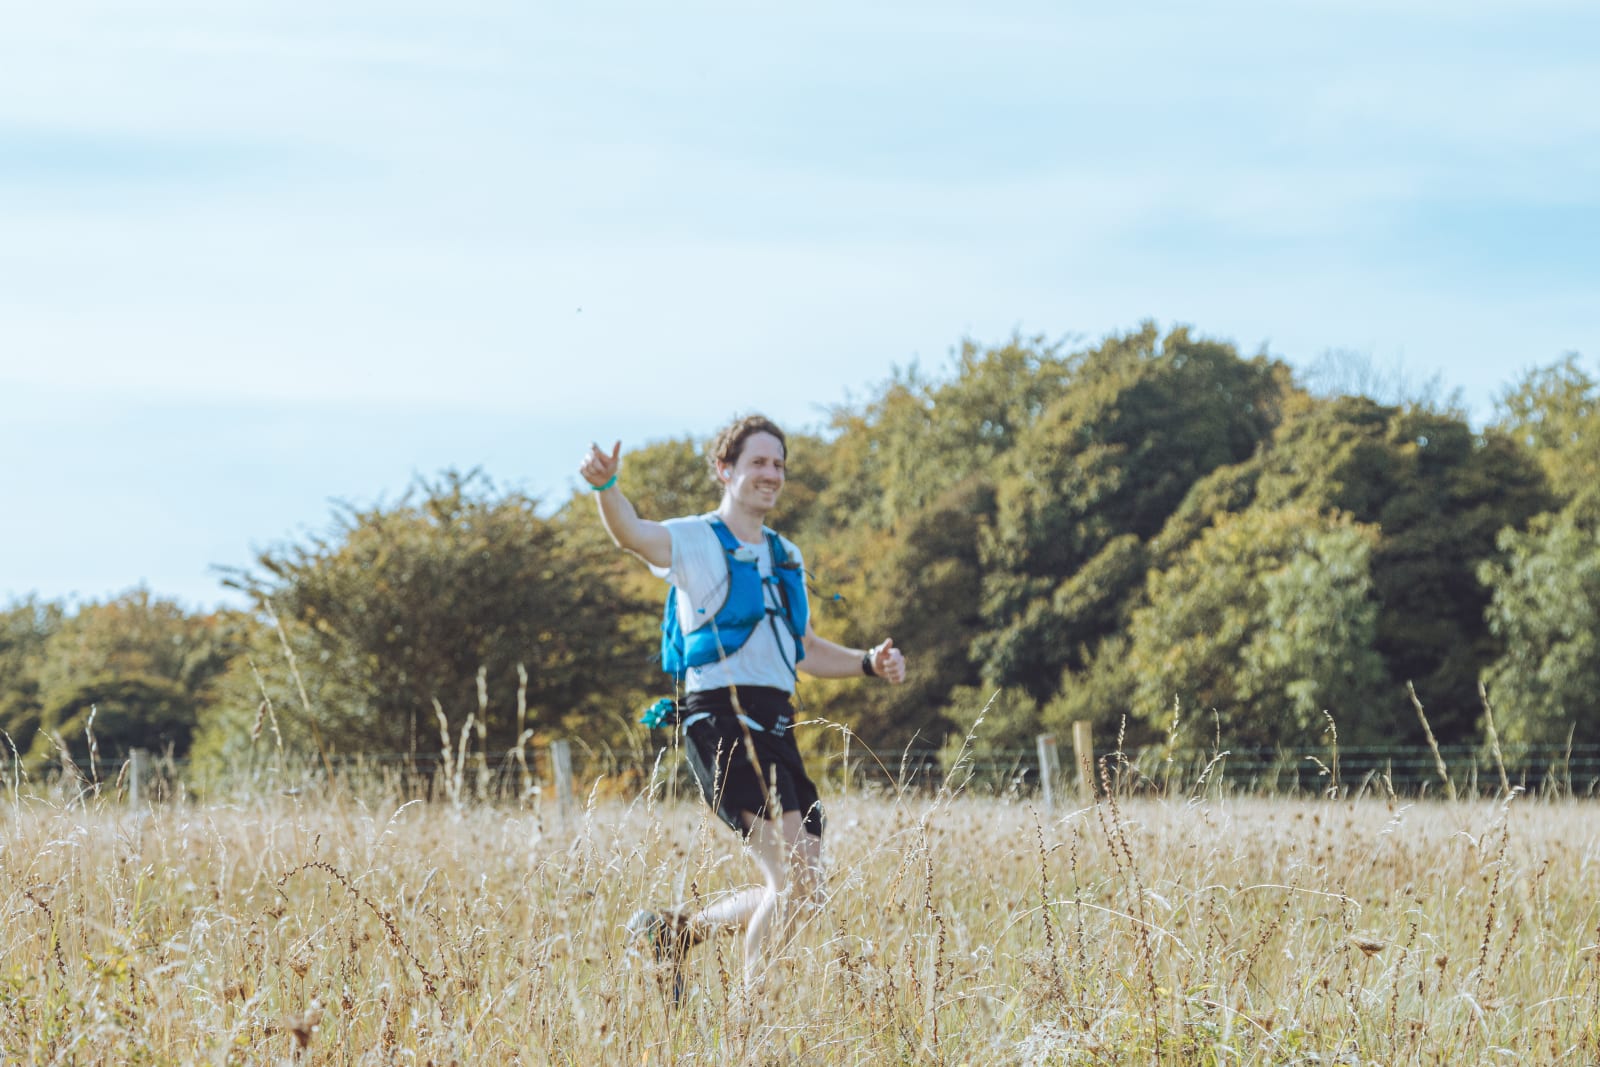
[717, 431, 786, 517]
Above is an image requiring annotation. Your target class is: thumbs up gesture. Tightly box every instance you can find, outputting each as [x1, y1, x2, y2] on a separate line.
[869, 638, 907, 684]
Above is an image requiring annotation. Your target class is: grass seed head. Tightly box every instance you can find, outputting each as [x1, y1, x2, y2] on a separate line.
[1351, 936, 1387, 957]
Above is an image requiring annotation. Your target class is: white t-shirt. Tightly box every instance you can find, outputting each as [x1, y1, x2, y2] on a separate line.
[650, 515, 807, 693]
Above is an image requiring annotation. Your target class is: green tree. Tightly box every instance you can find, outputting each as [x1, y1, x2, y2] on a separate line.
[209, 469, 641, 761]
[978, 324, 1289, 701]
[1260, 399, 1549, 739]
[1493, 354, 1600, 508]
[1147, 393, 1552, 743]
[189, 613, 379, 768]
[1479, 510, 1600, 748]
[805, 336, 1075, 539]
[1124, 506, 1386, 749]
[40, 675, 197, 764]
[18, 589, 240, 763]
[1362, 411, 1551, 740]
[0, 597, 63, 751]
[810, 373, 940, 536]
[797, 477, 997, 755]
[910, 336, 1076, 509]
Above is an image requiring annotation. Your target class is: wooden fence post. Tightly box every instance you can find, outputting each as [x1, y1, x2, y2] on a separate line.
[841, 731, 851, 799]
[1036, 734, 1061, 811]
[127, 748, 147, 807]
[550, 741, 575, 824]
[1072, 721, 1094, 801]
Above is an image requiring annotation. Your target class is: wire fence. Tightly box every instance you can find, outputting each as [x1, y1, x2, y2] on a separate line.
[807, 742, 1600, 799]
[43, 739, 1600, 806]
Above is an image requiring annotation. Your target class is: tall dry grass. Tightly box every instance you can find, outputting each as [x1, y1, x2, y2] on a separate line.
[2, 758, 1599, 1064]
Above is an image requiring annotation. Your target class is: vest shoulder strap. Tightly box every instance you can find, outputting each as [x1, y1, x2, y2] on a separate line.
[705, 515, 793, 568]
[704, 514, 742, 552]
[764, 528, 788, 567]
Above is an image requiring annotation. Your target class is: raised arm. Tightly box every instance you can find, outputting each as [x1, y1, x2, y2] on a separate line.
[580, 440, 672, 569]
[799, 628, 907, 684]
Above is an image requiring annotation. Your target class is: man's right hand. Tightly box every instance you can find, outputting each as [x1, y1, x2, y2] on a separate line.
[582, 439, 672, 568]
[581, 440, 622, 489]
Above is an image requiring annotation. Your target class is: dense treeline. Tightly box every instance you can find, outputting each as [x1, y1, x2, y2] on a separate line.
[3, 325, 1597, 776]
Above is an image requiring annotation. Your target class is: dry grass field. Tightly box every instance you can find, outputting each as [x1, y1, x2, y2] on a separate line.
[3, 759, 1599, 1065]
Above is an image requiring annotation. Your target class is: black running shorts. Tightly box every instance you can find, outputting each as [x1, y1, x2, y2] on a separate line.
[680, 686, 824, 839]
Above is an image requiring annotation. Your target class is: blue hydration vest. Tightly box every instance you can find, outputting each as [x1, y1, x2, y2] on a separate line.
[660, 516, 809, 681]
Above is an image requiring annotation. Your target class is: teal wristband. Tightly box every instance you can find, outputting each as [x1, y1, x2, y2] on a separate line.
[590, 473, 618, 492]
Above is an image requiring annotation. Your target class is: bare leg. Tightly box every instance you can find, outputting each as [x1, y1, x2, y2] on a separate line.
[685, 887, 765, 930]
[660, 812, 826, 989]
[679, 815, 786, 931]
[735, 812, 793, 988]
[675, 812, 806, 991]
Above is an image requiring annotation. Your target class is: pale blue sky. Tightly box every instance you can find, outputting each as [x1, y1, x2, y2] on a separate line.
[2, 1, 1596, 610]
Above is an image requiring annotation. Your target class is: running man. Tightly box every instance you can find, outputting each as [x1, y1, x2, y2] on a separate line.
[579, 414, 907, 989]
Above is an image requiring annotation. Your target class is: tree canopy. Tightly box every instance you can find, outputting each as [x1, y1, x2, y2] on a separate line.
[202, 469, 642, 762]
[4, 328, 1593, 778]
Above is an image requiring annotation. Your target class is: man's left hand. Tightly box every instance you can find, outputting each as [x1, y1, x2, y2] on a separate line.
[870, 638, 907, 684]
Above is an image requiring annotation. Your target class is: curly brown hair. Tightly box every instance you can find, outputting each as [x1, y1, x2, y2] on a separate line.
[708, 414, 787, 478]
